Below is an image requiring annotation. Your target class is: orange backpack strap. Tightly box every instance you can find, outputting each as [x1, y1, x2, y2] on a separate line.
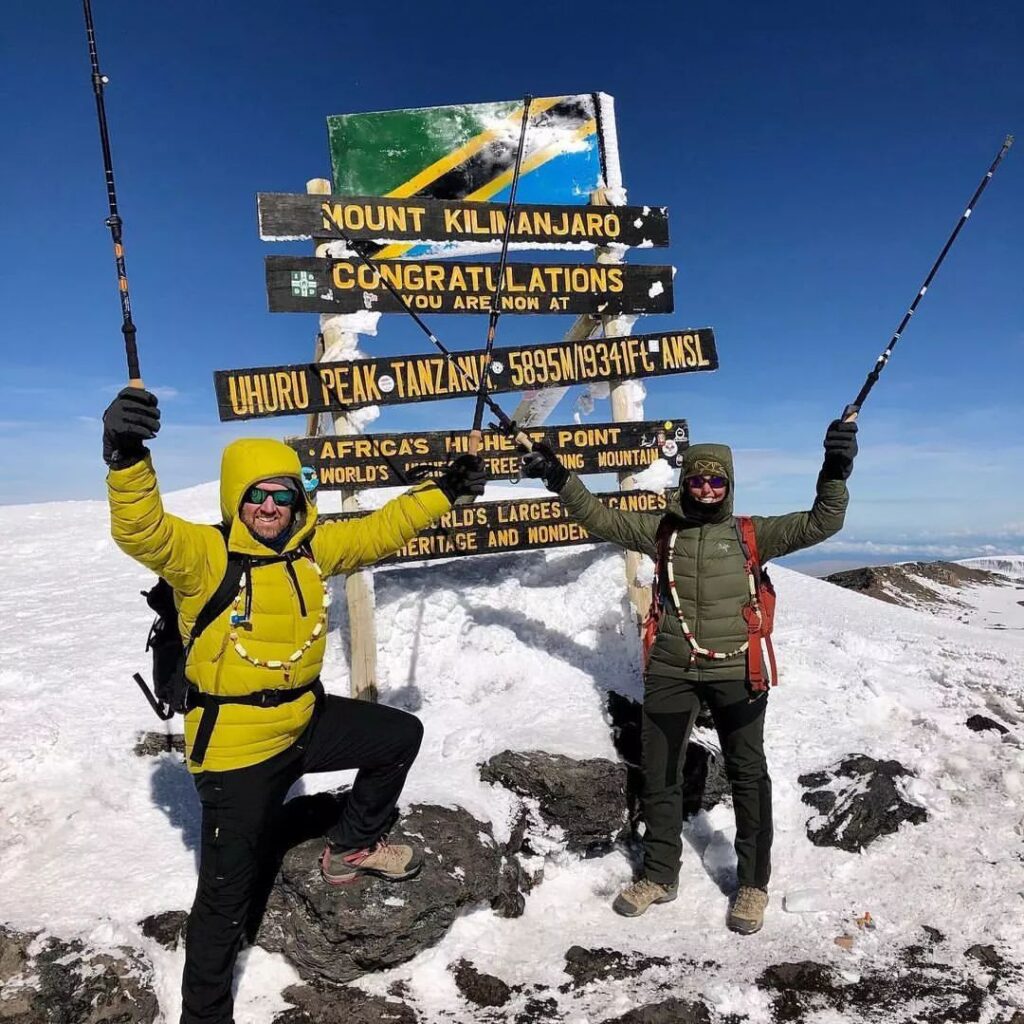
[734, 516, 778, 690]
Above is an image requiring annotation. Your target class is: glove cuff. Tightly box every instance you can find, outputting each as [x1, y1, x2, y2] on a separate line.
[546, 462, 570, 492]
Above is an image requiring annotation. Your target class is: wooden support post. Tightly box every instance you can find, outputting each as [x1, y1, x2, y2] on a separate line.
[307, 178, 379, 702]
[591, 188, 649, 630]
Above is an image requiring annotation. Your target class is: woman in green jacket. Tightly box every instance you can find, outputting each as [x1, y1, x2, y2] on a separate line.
[522, 421, 857, 934]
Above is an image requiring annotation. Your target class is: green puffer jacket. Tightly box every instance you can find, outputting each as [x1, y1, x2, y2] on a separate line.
[558, 442, 848, 682]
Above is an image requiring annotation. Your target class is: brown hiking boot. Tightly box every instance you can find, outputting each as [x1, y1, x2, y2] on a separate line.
[728, 886, 769, 934]
[321, 838, 423, 885]
[612, 878, 678, 917]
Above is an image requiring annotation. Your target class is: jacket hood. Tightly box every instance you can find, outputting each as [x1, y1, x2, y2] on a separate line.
[676, 442, 735, 523]
[219, 438, 317, 555]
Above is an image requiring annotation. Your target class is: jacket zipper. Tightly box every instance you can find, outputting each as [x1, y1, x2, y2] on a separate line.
[285, 560, 308, 617]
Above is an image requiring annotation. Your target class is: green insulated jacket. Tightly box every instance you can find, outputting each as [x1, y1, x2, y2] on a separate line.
[558, 443, 848, 682]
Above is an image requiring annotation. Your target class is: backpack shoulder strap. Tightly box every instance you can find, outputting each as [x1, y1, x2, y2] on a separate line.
[188, 523, 244, 649]
[734, 515, 761, 571]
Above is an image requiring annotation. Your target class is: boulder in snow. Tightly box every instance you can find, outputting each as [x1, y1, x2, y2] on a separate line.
[0, 927, 158, 1023]
[599, 999, 711, 1024]
[480, 750, 629, 853]
[256, 803, 503, 984]
[271, 980, 417, 1023]
[450, 958, 513, 1007]
[799, 754, 928, 852]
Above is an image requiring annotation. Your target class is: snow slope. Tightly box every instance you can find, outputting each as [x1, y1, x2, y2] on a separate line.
[1, 483, 1023, 1022]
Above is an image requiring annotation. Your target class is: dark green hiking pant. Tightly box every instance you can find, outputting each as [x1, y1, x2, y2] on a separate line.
[642, 675, 772, 889]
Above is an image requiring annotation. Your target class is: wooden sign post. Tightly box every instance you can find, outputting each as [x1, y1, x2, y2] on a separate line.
[307, 177, 378, 703]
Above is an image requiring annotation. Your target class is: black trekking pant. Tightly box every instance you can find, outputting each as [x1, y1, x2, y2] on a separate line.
[641, 675, 772, 891]
[180, 692, 423, 1024]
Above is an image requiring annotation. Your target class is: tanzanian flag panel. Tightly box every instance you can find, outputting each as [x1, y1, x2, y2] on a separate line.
[327, 94, 619, 258]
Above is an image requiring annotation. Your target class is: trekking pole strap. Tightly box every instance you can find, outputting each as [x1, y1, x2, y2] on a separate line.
[187, 677, 323, 767]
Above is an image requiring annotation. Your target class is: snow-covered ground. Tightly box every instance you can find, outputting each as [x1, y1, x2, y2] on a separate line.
[1, 482, 1023, 1022]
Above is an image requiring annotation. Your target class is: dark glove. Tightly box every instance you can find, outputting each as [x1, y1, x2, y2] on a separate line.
[437, 454, 487, 502]
[822, 419, 858, 481]
[102, 386, 161, 468]
[520, 441, 569, 492]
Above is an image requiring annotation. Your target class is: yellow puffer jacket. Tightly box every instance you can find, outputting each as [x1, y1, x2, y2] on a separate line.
[108, 437, 451, 772]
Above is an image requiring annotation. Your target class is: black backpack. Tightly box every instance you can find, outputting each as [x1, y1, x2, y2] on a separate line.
[132, 523, 243, 721]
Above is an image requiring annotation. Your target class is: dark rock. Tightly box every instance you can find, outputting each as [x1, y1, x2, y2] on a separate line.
[600, 999, 711, 1024]
[0, 932, 158, 1023]
[480, 750, 629, 853]
[966, 715, 1009, 735]
[922, 925, 946, 944]
[799, 754, 927, 852]
[560, 945, 669, 990]
[256, 803, 503, 985]
[0, 926, 30, 985]
[133, 731, 186, 757]
[515, 997, 561, 1023]
[758, 949, 1011, 1024]
[272, 980, 417, 1023]
[450, 958, 512, 1007]
[139, 909, 188, 950]
[491, 856, 528, 918]
[965, 944, 1004, 970]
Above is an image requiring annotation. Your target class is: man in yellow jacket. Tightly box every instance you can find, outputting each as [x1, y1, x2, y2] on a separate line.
[103, 386, 485, 1024]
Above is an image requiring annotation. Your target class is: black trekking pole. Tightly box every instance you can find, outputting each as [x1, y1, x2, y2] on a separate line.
[337, 233, 536, 454]
[842, 134, 1013, 422]
[82, 0, 144, 388]
[467, 94, 533, 457]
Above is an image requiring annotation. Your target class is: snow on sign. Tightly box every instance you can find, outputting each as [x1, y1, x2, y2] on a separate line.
[287, 419, 689, 490]
[265, 256, 673, 315]
[214, 329, 717, 421]
[320, 490, 669, 564]
[256, 192, 669, 249]
[326, 93, 621, 259]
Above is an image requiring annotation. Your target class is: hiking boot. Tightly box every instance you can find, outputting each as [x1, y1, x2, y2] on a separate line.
[612, 878, 678, 917]
[728, 886, 769, 934]
[320, 838, 423, 885]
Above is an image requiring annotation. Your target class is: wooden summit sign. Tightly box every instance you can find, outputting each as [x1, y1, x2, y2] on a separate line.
[289, 419, 689, 490]
[265, 256, 673, 315]
[320, 489, 669, 564]
[257, 193, 669, 249]
[215, 329, 717, 421]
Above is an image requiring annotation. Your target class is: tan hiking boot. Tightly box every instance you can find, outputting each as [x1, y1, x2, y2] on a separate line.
[321, 838, 423, 885]
[728, 886, 769, 934]
[612, 878, 678, 917]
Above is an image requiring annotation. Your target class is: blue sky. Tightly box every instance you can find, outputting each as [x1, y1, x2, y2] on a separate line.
[1, 0, 1021, 569]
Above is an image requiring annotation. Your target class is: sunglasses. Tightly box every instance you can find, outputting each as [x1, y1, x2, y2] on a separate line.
[244, 485, 298, 507]
[685, 475, 728, 490]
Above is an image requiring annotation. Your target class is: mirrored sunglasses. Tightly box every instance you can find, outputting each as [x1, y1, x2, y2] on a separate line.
[685, 474, 728, 490]
[244, 485, 297, 507]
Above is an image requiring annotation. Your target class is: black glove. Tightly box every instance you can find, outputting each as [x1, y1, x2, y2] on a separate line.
[822, 419, 858, 481]
[520, 442, 569, 492]
[437, 454, 487, 502]
[102, 387, 161, 468]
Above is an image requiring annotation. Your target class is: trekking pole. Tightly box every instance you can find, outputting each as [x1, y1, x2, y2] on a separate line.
[468, 94, 533, 456]
[336, 232, 535, 454]
[82, 0, 143, 388]
[842, 134, 1013, 422]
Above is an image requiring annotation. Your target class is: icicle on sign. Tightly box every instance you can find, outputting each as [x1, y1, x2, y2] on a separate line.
[326, 93, 620, 259]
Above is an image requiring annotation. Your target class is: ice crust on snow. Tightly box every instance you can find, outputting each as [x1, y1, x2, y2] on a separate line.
[0, 483, 1022, 1021]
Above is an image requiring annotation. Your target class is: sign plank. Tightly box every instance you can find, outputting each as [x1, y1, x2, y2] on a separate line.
[287, 419, 690, 490]
[257, 193, 669, 249]
[214, 329, 717, 421]
[319, 490, 669, 564]
[265, 256, 673, 315]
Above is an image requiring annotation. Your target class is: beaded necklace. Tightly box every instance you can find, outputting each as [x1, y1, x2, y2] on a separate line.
[227, 559, 330, 675]
[662, 530, 761, 662]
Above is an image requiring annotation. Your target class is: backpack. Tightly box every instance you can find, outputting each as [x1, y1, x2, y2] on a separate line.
[132, 523, 242, 721]
[642, 514, 778, 691]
